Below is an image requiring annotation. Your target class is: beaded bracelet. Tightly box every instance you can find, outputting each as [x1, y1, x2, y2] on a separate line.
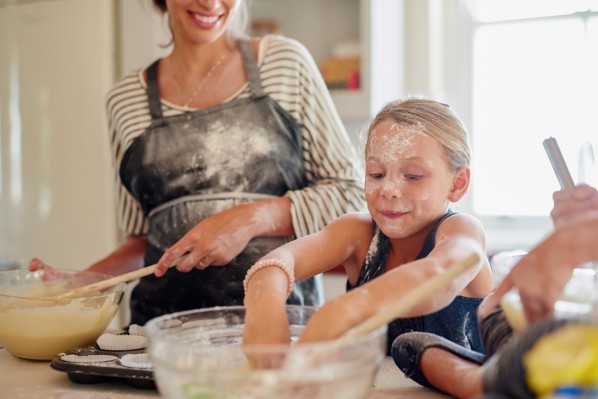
[243, 258, 295, 296]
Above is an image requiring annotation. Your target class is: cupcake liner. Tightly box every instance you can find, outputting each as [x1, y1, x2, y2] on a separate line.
[60, 354, 118, 363]
[128, 324, 146, 336]
[119, 353, 152, 369]
[96, 333, 147, 351]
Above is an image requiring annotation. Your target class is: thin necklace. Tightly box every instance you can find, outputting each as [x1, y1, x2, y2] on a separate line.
[172, 52, 229, 108]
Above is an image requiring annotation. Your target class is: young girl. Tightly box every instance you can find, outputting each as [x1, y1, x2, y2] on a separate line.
[242, 98, 494, 357]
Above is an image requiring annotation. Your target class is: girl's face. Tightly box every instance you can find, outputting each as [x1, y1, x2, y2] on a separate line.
[167, 0, 240, 45]
[365, 120, 459, 239]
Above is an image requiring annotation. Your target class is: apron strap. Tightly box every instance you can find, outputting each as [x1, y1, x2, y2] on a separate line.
[238, 39, 266, 98]
[145, 40, 261, 121]
[146, 59, 164, 121]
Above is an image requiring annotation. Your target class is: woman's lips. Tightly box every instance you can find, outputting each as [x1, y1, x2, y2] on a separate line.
[189, 11, 222, 29]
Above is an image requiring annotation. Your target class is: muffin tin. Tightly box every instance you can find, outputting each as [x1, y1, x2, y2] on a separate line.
[51, 343, 155, 389]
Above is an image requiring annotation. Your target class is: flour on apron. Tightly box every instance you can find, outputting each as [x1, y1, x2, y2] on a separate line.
[120, 39, 322, 325]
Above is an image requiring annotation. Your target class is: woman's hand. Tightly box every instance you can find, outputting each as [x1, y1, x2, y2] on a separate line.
[28, 235, 146, 279]
[155, 198, 293, 276]
[27, 258, 88, 282]
[27, 258, 65, 281]
[28, 257, 52, 272]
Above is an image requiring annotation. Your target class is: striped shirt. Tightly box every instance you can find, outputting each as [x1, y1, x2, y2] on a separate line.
[105, 34, 365, 238]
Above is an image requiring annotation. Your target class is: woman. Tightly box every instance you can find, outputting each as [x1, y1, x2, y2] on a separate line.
[30, 0, 364, 325]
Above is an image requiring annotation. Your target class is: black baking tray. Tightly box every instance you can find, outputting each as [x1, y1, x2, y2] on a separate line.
[51, 344, 155, 389]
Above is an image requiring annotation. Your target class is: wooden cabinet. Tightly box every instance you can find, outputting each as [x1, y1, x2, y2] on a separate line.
[250, 0, 404, 122]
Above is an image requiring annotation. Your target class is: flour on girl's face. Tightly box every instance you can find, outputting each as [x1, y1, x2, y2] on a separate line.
[365, 121, 440, 203]
[367, 122, 427, 165]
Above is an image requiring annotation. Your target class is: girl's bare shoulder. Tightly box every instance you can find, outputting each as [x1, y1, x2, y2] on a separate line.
[329, 212, 374, 231]
[441, 212, 486, 236]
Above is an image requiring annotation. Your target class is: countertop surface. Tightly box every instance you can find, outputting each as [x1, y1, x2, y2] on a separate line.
[0, 348, 449, 399]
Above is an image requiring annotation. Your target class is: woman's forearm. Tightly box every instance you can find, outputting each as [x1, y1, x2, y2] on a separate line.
[87, 235, 146, 276]
[244, 196, 294, 237]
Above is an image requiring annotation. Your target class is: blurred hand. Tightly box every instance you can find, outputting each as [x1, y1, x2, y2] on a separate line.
[479, 245, 573, 325]
[28, 257, 52, 272]
[27, 258, 74, 281]
[551, 184, 598, 229]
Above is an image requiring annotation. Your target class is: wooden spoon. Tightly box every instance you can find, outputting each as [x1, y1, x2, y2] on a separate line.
[342, 252, 481, 340]
[48, 262, 176, 299]
[284, 252, 481, 368]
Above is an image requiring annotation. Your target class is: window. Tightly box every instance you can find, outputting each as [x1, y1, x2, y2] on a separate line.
[461, 0, 598, 250]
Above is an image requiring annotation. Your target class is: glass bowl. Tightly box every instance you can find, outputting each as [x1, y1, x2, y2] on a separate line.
[145, 305, 387, 399]
[491, 250, 598, 329]
[0, 257, 27, 272]
[0, 269, 125, 360]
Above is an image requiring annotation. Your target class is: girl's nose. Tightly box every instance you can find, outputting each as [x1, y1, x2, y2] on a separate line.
[380, 178, 402, 199]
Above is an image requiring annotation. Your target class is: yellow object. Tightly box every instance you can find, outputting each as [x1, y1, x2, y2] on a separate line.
[0, 270, 124, 360]
[321, 57, 360, 89]
[524, 324, 598, 396]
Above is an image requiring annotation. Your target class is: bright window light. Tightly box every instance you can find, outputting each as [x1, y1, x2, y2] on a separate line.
[470, 6, 598, 217]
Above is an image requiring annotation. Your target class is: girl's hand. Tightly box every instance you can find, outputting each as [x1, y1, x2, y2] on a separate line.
[242, 301, 290, 369]
[298, 295, 371, 344]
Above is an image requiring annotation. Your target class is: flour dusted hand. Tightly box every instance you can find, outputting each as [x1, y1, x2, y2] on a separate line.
[155, 198, 293, 276]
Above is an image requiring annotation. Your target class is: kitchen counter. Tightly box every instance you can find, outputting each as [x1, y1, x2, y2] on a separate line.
[0, 348, 449, 399]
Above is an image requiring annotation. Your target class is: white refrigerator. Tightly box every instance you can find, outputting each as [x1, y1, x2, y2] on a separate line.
[0, 0, 118, 269]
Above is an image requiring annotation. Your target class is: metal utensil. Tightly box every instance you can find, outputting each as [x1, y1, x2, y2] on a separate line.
[543, 137, 575, 190]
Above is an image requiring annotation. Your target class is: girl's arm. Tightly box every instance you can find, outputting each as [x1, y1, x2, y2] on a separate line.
[242, 213, 373, 350]
[298, 213, 492, 343]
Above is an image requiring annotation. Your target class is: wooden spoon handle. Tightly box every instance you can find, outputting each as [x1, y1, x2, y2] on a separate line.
[342, 252, 481, 339]
[50, 262, 173, 299]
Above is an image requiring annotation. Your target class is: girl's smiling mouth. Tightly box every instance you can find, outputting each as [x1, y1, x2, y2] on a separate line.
[380, 210, 408, 219]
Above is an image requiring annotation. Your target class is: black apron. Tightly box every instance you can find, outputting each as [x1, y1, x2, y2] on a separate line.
[119, 39, 323, 325]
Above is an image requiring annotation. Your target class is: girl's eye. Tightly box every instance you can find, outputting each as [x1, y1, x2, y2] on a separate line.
[405, 174, 422, 181]
[368, 173, 384, 179]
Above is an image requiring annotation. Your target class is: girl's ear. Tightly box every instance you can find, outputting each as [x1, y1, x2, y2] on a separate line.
[449, 167, 470, 202]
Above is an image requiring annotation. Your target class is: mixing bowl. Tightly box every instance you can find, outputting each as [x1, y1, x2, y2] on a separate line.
[491, 250, 598, 329]
[0, 257, 26, 272]
[0, 269, 125, 360]
[145, 305, 387, 399]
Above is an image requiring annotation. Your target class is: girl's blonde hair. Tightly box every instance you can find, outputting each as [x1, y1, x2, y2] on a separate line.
[365, 98, 471, 171]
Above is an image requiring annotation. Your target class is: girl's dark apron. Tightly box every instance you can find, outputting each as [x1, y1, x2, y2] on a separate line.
[119, 39, 322, 325]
